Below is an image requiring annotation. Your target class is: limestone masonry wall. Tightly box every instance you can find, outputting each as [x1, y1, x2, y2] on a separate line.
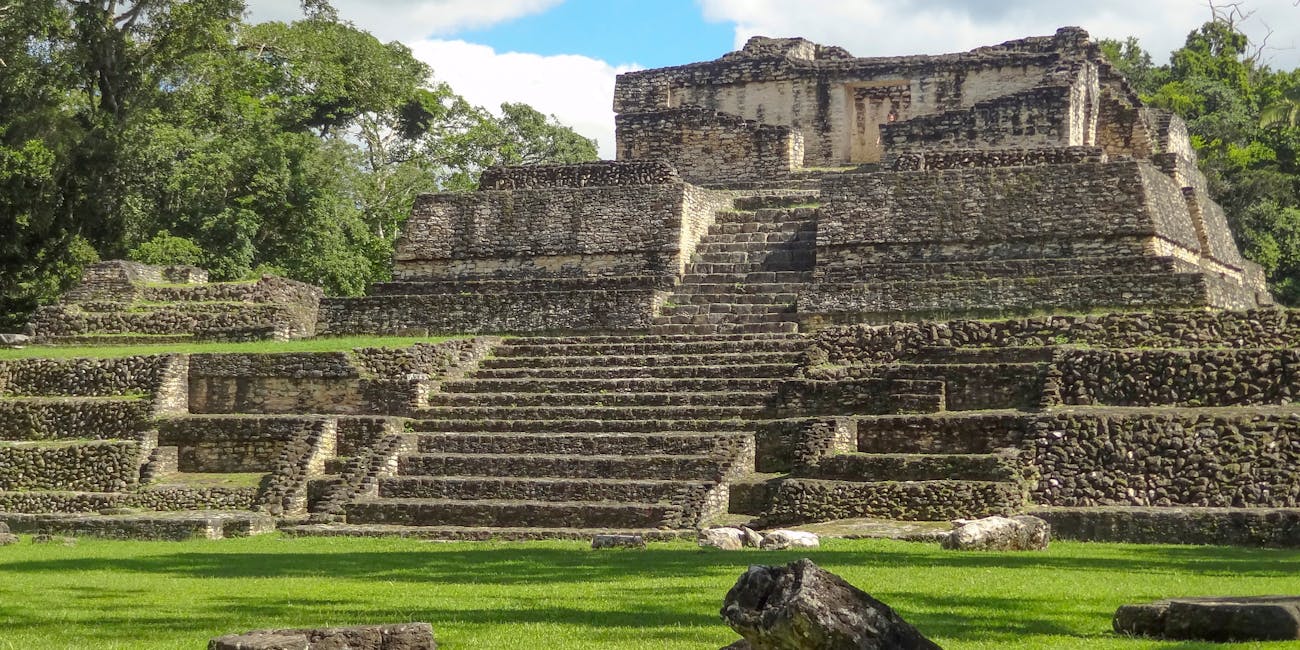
[616, 108, 803, 184]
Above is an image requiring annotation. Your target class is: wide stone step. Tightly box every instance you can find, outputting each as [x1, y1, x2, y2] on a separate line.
[281, 523, 693, 541]
[345, 498, 674, 528]
[493, 339, 805, 358]
[440, 377, 781, 394]
[378, 475, 699, 502]
[694, 241, 815, 255]
[480, 351, 804, 369]
[472, 363, 797, 380]
[425, 390, 772, 408]
[685, 261, 813, 275]
[416, 431, 743, 455]
[682, 271, 814, 285]
[764, 477, 1025, 524]
[672, 292, 799, 307]
[416, 404, 768, 421]
[505, 332, 804, 346]
[803, 452, 1022, 482]
[399, 452, 724, 481]
[413, 418, 757, 433]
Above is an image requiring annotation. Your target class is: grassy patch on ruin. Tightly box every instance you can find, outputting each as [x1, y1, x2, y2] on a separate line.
[0, 535, 1297, 649]
[0, 336, 461, 361]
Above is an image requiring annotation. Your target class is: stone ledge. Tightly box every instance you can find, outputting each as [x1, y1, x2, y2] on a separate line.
[1029, 506, 1300, 547]
[0, 510, 275, 541]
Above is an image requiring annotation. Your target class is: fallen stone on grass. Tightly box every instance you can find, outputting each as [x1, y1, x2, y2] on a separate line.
[0, 333, 30, 348]
[31, 534, 77, 547]
[209, 622, 436, 650]
[591, 534, 646, 549]
[739, 526, 764, 548]
[759, 530, 820, 550]
[699, 527, 746, 550]
[0, 533, 17, 546]
[721, 558, 941, 650]
[1114, 596, 1300, 642]
[941, 515, 1049, 551]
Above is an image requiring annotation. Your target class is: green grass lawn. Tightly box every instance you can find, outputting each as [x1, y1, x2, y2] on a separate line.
[0, 336, 461, 360]
[0, 535, 1297, 649]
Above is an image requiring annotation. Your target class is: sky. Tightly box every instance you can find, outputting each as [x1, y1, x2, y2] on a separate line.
[246, 0, 1300, 158]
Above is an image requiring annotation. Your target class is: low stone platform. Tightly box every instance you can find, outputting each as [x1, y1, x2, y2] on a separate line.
[280, 523, 693, 542]
[0, 510, 275, 541]
[1030, 506, 1300, 548]
[1114, 596, 1300, 641]
[211, 623, 436, 650]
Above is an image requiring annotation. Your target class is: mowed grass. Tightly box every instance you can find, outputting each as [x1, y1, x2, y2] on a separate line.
[0, 336, 461, 360]
[0, 536, 1298, 649]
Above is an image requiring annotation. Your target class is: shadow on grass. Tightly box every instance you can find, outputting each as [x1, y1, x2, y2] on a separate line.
[1, 541, 1296, 647]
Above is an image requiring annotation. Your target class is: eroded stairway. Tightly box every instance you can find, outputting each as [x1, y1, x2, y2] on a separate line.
[652, 192, 819, 335]
[317, 333, 809, 539]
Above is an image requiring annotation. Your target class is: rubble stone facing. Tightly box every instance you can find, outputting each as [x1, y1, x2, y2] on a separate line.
[1114, 597, 1300, 642]
[0, 441, 139, 491]
[1036, 506, 1300, 546]
[210, 623, 436, 650]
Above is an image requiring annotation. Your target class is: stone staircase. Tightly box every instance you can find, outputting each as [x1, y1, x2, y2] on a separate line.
[317, 333, 809, 539]
[652, 191, 819, 335]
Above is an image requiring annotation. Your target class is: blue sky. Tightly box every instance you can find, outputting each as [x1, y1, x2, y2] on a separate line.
[248, 0, 1300, 157]
[455, 0, 735, 68]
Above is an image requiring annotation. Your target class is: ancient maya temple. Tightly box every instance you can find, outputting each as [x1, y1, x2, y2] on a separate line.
[4, 28, 1299, 544]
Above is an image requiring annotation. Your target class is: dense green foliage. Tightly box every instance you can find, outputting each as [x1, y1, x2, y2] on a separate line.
[1101, 17, 1300, 304]
[0, 0, 597, 328]
[0, 535, 1296, 649]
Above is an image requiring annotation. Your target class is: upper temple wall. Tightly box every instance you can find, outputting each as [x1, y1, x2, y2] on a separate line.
[614, 28, 1110, 166]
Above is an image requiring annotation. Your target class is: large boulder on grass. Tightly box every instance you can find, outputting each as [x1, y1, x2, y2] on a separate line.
[721, 559, 941, 650]
[1114, 597, 1300, 642]
[759, 530, 820, 550]
[941, 515, 1049, 551]
[699, 527, 746, 550]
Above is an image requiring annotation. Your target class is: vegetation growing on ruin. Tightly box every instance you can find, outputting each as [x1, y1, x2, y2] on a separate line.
[0, 335, 459, 360]
[1101, 10, 1300, 304]
[0, 535, 1295, 649]
[0, 0, 599, 329]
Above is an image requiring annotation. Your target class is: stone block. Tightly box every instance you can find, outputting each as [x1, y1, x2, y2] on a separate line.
[1114, 597, 1300, 642]
[591, 534, 646, 549]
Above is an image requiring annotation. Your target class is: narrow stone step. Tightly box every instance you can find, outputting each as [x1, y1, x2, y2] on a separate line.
[673, 292, 799, 306]
[378, 475, 700, 503]
[424, 390, 773, 408]
[651, 322, 800, 335]
[413, 418, 758, 434]
[493, 339, 806, 358]
[659, 303, 795, 316]
[730, 194, 820, 211]
[651, 313, 797, 326]
[685, 262, 813, 275]
[764, 477, 1025, 524]
[480, 352, 804, 369]
[803, 452, 1022, 482]
[398, 452, 726, 481]
[674, 282, 807, 295]
[416, 431, 744, 456]
[472, 363, 797, 380]
[281, 523, 694, 541]
[682, 271, 814, 284]
[345, 497, 675, 528]
[698, 231, 816, 245]
[440, 377, 781, 395]
[707, 220, 817, 236]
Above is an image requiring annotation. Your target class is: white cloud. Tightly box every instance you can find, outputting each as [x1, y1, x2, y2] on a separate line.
[245, 0, 564, 42]
[408, 40, 637, 158]
[699, 0, 1300, 70]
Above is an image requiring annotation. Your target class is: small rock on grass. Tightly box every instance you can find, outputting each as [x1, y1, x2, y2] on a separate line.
[0, 533, 18, 546]
[31, 534, 77, 547]
[759, 529, 820, 550]
[591, 534, 646, 549]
